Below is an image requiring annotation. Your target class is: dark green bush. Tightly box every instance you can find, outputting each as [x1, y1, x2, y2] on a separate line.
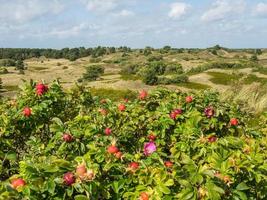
[82, 65, 104, 81]
[171, 74, 189, 83]
[188, 61, 260, 75]
[165, 64, 184, 74]
[148, 61, 166, 75]
[250, 54, 258, 62]
[158, 74, 189, 85]
[147, 55, 163, 62]
[0, 59, 16, 67]
[143, 68, 158, 85]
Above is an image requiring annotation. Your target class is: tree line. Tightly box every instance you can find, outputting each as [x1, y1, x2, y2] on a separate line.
[0, 46, 132, 61]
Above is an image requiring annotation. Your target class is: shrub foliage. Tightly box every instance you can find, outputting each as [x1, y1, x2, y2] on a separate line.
[0, 81, 266, 199]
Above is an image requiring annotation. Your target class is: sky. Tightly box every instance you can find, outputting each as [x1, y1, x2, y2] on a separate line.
[0, 0, 267, 49]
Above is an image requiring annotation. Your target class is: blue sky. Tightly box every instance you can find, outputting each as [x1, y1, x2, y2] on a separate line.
[0, 0, 267, 48]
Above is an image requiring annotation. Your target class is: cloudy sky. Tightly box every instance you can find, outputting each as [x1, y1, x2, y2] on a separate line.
[0, 0, 267, 48]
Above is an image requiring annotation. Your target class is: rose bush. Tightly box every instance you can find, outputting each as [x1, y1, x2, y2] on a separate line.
[0, 80, 266, 199]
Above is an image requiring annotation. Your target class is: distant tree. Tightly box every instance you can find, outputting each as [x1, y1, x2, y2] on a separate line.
[0, 59, 16, 67]
[255, 49, 262, 55]
[149, 61, 166, 75]
[177, 48, 184, 53]
[213, 45, 221, 50]
[147, 55, 163, 62]
[68, 48, 80, 61]
[15, 59, 25, 70]
[109, 47, 116, 54]
[143, 69, 158, 85]
[211, 49, 218, 55]
[165, 64, 183, 74]
[162, 46, 171, 53]
[143, 47, 152, 56]
[250, 54, 258, 62]
[82, 65, 104, 81]
[122, 53, 128, 57]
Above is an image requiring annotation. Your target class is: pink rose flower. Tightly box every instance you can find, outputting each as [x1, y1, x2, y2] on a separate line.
[144, 142, 157, 156]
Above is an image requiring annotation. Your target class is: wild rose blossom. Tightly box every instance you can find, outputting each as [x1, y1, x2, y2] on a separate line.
[204, 106, 215, 118]
[144, 142, 156, 156]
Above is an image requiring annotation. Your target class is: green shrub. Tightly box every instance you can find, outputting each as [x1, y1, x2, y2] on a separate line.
[147, 55, 163, 62]
[0, 67, 8, 74]
[143, 68, 158, 85]
[82, 65, 104, 81]
[158, 74, 189, 85]
[250, 54, 258, 62]
[15, 60, 25, 71]
[0, 59, 16, 67]
[0, 81, 266, 199]
[148, 61, 166, 75]
[171, 74, 189, 83]
[165, 64, 184, 74]
[188, 61, 260, 75]
[252, 66, 267, 75]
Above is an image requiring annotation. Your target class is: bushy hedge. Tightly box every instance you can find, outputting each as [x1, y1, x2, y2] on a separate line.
[187, 61, 261, 75]
[164, 64, 184, 75]
[121, 62, 187, 86]
[0, 81, 266, 199]
[158, 74, 189, 85]
[82, 65, 105, 81]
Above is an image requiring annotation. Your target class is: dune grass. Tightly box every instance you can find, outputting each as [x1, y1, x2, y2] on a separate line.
[206, 72, 242, 85]
[177, 82, 211, 90]
[243, 74, 267, 85]
[221, 83, 267, 114]
[120, 74, 140, 81]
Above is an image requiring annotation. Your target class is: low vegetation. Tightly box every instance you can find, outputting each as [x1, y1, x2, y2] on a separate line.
[0, 81, 266, 199]
[81, 65, 105, 82]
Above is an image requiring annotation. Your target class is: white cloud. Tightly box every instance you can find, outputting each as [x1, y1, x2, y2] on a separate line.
[82, 0, 119, 12]
[0, 0, 64, 24]
[201, 0, 246, 22]
[168, 2, 190, 19]
[115, 9, 134, 17]
[253, 3, 267, 17]
[46, 23, 100, 38]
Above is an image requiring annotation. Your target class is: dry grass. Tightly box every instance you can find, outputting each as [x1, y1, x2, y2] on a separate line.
[221, 83, 267, 114]
[1, 50, 267, 101]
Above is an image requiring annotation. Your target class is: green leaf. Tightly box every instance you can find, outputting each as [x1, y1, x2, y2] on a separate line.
[164, 179, 174, 187]
[66, 187, 73, 197]
[47, 180, 55, 194]
[6, 152, 17, 161]
[74, 195, 89, 200]
[236, 182, 250, 191]
[158, 183, 170, 194]
[233, 191, 248, 200]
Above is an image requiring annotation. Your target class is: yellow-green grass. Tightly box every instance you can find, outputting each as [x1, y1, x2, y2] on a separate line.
[177, 82, 211, 90]
[206, 72, 242, 85]
[243, 74, 267, 85]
